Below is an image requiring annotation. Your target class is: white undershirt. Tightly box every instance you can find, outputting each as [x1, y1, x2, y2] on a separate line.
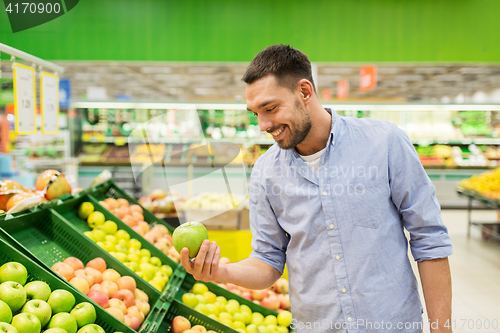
[298, 146, 327, 177]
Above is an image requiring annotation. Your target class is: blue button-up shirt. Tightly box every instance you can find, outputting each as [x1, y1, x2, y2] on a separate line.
[249, 109, 452, 333]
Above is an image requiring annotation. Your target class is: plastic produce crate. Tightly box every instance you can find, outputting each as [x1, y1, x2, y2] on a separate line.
[85, 180, 175, 233]
[51, 193, 179, 273]
[158, 299, 239, 333]
[0, 236, 135, 333]
[0, 209, 166, 332]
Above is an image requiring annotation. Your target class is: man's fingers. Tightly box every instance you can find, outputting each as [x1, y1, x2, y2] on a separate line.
[180, 248, 193, 273]
[202, 241, 218, 278]
[210, 246, 221, 280]
[193, 239, 211, 276]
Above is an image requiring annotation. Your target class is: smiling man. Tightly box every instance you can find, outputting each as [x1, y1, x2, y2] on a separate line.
[180, 45, 453, 333]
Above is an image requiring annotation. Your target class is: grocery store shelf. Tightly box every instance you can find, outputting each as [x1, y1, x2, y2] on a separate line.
[71, 101, 500, 111]
[412, 138, 500, 145]
[82, 136, 275, 145]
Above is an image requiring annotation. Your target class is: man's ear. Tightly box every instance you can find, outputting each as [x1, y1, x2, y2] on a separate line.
[298, 79, 314, 104]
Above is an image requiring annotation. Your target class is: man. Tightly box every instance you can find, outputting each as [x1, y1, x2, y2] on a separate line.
[180, 45, 452, 333]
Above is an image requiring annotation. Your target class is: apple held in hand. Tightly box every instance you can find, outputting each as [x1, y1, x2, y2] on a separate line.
[24, 281, 51, 302]
[0, 281, 26, 312]
[0, 262, 28, 285]
[11, 313, 41, 333]
[21, 300, 52, 327]
[71, 302, 96, 328]
[172, 221, 209, 258]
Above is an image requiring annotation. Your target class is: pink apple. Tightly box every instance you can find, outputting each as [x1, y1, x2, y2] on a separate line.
[134, 289, 148, 303]
[87, 290, 109, 309]
[113, 289, 135, 308]
[242, 292, 252, 300]
[135, 299, 150, 316]
[124, 314, 140, 330]
[102, 269, 120, 283]
[132, 226, 144, 236]
[108, 298, 127, 314]
[261, 295, 280, 310]
[126, 306, 145, 324]
[100, 281, 118, 297]
[87, 258, 106, 273]
[90, 284, 109, 298]
[74, 270, 95, 287]
[69, 277, 90, 295]
[251, 289, 268, 301]
[116, 276, 136, 293]
[172, 316, 191, 333]
[106, 307, 124, 322]
[84, 267, 102, 284]
[52, 262, 75, 281]
[272, 278, 289, 294]
[63, 257, 84, 271]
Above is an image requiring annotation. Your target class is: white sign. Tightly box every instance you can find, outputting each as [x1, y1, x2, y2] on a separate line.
[13, 63, 36, 134]
[41, 72, 59, 134]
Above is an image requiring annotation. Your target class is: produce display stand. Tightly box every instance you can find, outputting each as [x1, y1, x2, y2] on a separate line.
[0, 235, 135, 333]
[456, 187, 500, 240]
[0, 180, 281, 333]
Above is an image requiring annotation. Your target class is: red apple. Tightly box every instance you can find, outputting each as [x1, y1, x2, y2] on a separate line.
[135, 299, 150, 316]
[241, 292, 252, 300]
[87, 258, 107, 273]
[89, 284, 109, 298]
[272, 278, 289, 294]
[126, 306, 145, 324]
[100, 281, 118, 297]
[84, 267, 102, 285]
[52, 262, 75, 281]
[261, 295, 280, 310]
[251, 289, 268, 301]
[116, 276, 136, 293]
[124, 315, 140, 330]
[74, 270, 95, 287]
[278, 294, 290, 309]
[63, 257, 84, 271]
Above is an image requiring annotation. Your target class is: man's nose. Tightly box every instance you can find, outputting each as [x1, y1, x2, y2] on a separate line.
[258, 116, 272, 132]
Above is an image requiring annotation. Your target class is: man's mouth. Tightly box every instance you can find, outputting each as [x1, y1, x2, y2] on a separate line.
[270, 125, 286, 140]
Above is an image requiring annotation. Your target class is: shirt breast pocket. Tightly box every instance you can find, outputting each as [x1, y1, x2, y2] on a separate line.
[347, 179, 389, 229]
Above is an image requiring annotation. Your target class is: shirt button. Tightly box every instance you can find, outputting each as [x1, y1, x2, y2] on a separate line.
[336, 255, 340, 260]
[348, 317, 352, 322]
[329, 224, 334, 229]
[332, 140, 335, 145]
[323, 191, 328, 196]
[342, 287, 347, 293]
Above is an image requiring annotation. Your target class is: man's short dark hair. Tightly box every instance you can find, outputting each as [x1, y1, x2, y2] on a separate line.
[242, 44, 316, 92]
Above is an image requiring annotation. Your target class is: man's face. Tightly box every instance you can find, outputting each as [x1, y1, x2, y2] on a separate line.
[246, 75, 312, 150]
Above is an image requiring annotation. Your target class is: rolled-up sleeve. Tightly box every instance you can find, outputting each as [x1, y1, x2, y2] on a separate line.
[388, 125, 453, 261]
[248, 161, 289, 274]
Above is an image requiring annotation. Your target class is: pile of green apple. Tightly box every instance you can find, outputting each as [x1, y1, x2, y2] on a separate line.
[51, 256, 154, 330]
[181, 283, 292, 333]
[0, 261, 106, 333]
[77, 202, 173, 291]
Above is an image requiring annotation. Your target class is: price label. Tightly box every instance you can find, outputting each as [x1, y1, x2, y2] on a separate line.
[13, 63, 36, 134]
[40, 71, 59, 134]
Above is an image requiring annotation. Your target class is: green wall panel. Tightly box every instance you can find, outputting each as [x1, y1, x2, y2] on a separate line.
[0, 0, 499, 62]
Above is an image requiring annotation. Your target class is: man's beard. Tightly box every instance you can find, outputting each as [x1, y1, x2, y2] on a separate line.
[275, 99, 312, 150]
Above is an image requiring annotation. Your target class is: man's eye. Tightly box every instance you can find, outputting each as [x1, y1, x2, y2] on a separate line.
[267, 106, 276, 112]
[253, 112, 258, 117]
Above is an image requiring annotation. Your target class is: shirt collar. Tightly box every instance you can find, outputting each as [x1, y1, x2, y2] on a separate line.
[285, 108, 339, 165]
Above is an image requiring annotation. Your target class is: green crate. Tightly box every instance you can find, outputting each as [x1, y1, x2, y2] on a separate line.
[159, 299, 239, 333]
[0, 236, 135, 333]
[85, 180, 175, 233]
[0, 208, 165, 332]
[176, 273, 278, 316]
[52, 194, 179, 275]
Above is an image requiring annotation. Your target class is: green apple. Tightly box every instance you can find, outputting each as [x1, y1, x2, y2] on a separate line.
[172, 221, 209, 258]
[192, 283, 208, 295]
[216, 296, 227, 305]
[0, 322, 18, 333]
[266, 324, 279, 333]
[11, 313, 41, 333]
[127, 248, 140, 256]
[110, 252, 127, 262]
[277, 311, 292, 327]
[218, 312, 232, 322]
[0, 262, 28, 285]
[123, 262, 138, 272]
[160, 265, 173, 277]
[194, 303, 210, 316]
[235, 329, 245, 333]
[139, 249, 151, 259]
[208, 314, 218, 321]
[114, 245, 128, 254]
[139, 263, 156, 280]
[70, 302, 96, 328]
[91, 229, 106, 243]
[204, 291, 217, 304]
[128, 239, 142, 250]
[257, 326, 270, 333]
[149, 257, 162, 267]
[196, 295, 206, 304]
[264, 315, 277, 326]
[21, 300, 52, 327]
[78, 202, 94, 220]
[276, 326, 289, 333]
[233, 321, 245, 330]
[0, 281, 27, 312]
[24, 281, 51, 301]
[239, 304, 251, 314]
[47, 290, 76, 314]
[105, 235, 117, 245]
[47, 313, 78, 333]
[0, 299, 13, 323]
[181, 293, 198, 308]
[242, 311, 252, 325]
[225, 302, 239, 315]
[233, 313, 245, 323]
[127, 254, 140, 264]
[246, 324, 258, 333]
[44, 328, 69, 333]
[87, 211, 105, 229]
[252, 312, 264, 326]
[77, 324, 105, 333]
[83, 232, 94, 241]
[102, 242, 115, 252]
[102, 221, 118, 235]
[114, 230, 130, 241]
[117, 239, 128, 248]
[205, 304, 219, 315]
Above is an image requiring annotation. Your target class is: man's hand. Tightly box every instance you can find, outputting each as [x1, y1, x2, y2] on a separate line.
[180, 240, 228, 283]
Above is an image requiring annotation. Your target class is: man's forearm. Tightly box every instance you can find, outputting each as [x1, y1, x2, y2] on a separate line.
[418, 257, 452, 332]
[221, 257, 282, 290]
